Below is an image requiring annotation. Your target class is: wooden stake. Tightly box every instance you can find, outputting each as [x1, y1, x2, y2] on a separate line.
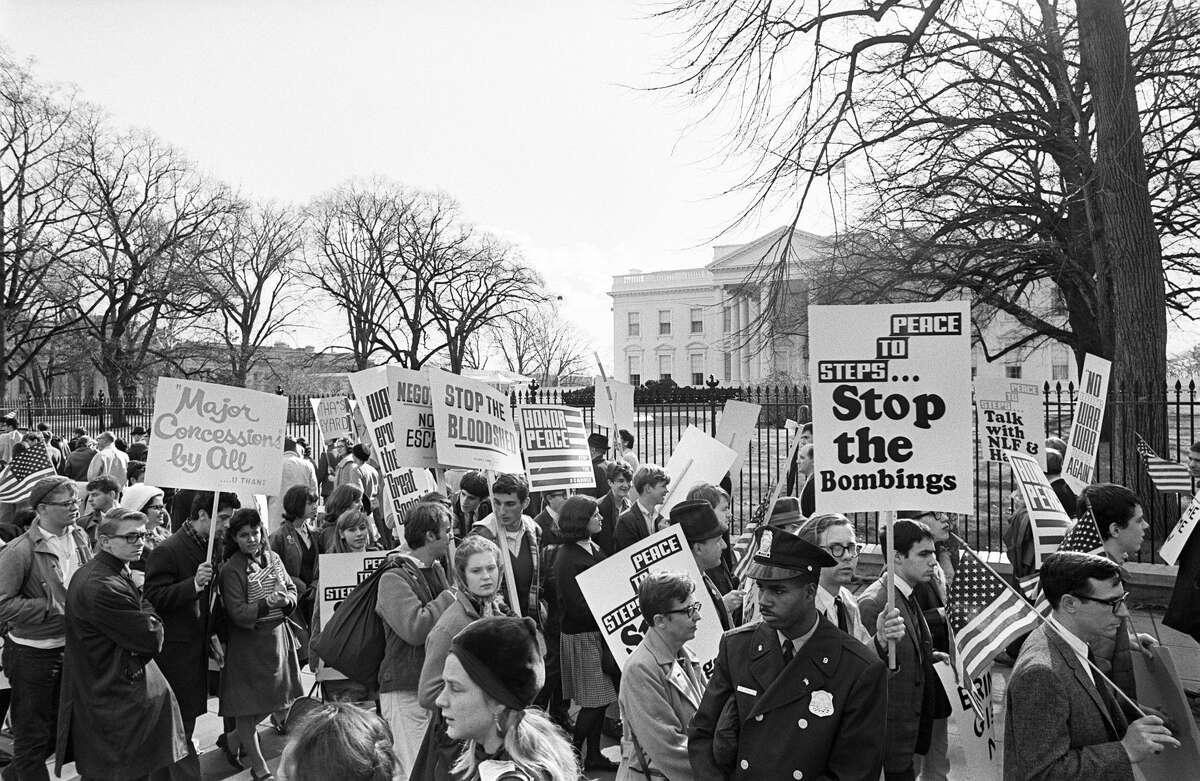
[205, 490, 221, 566]
[883, 509, 897, 671]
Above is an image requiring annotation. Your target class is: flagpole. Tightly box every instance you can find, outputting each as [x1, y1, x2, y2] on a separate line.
[594, 353, 619, 457]
[883, 509, 897, 671]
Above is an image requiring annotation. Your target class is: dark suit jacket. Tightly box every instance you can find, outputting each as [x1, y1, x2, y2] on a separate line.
[596, 492, 626, 555]
[614, 502, 656, 552]
[1165, 499, 1200, 643]
[143, 527, 214, 719]
[688, 617, 886, 781]
[858, 577, 937, 772]
[1003, 624, 1135, 781]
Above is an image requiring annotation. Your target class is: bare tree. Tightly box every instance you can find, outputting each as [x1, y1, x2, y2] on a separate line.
[198, 203, 303, 386]
[494, 300, 590, 384]
[0, 55, 89, 399]
[67, 121, 231, 410]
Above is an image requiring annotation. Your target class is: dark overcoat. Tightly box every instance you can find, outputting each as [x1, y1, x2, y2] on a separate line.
[55, 551, 188, 779]
[1164, 505, 1200, 643]
[143, 526, 213, 719]
[613, 503, 654, 552]
[688, 617, 886, 781]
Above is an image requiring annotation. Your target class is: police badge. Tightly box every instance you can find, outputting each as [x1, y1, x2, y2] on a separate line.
[809, 690, 834, 717]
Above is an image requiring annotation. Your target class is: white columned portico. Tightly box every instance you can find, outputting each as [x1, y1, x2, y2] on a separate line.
[740, 294, 752, 383]
[729, 288, 743, 385]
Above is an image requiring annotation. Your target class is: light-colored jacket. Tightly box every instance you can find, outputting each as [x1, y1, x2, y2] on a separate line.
[617, 628, 707, 781]
[87, 445, 128, 487]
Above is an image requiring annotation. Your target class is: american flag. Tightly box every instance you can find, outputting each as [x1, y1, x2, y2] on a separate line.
[0, 444, 56, 503]
[948, 544, 1041, 684]
[1134, 434, 1193, 494]
[1021, 504, 1106, 616]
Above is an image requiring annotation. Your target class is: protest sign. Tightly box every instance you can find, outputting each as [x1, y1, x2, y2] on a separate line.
[576, 525, 722, 673]
[1131, 646, 1200, 781]
[715, 400, 760, 482]
[661, 426, 737, 516]
[974, 379, 1046, 468]
[145, 378, 287, 493]
[310, 396, 353, 443]
[386, 366, 439, 469]
[517, 405, 594, 492]
[808, 302, 974, 514]
[428, 368, 523, 473]
[1006, 451, 1071, 567]
[347, 367, 407, 533]
[1158, 497, 1200, 565]
[933, 662, 1000, 781]
[1061, 354, 1111, 493]
[594, 377, 635, 442]
[316, 551, 392, 681]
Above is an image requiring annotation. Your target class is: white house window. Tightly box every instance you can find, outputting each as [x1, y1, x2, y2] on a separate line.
[627, 312, 640, 337]
[690, 308, 704, 334]
[690, 353, 704, 386]
[628, 355, 641, 386]
[1005, 364, 1022, 379]
[659, 354, 672, 380]
[658, 310, 671, 336]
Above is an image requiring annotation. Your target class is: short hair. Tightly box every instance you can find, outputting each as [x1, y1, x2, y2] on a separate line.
[404, 502, 449, 550]
[0, 415, 17, 429]
[796, 513, 854, 546]
[96, 431, 115, 446]
[541, 489, 568, 501]
[604, 460, 634, 483]
[633, 464, 669, 494]
[1046, 436, 1069, 455]
[1040, 551, 1123, 609]
[77, 435, 95, 448]
[686, 482, 730, 511]
[801, 422, 813, 435]
[35, 422, 50, 433]
[880, 519, 934, 556]
[97, 509, 147, 540]
[557, 495, 599, 542]
[454, 535, 501, 583]
[223, 508, 264, 559]
[126, 460, 146, 483]
[459, 470, 489, 499]
[86, 476, 120, 495]
[490, 472, 529, 503]
[418, 491, 452, 508]
[284, 435, 297, 452]
[351, 443, 370, 462]
[639, 571, 695, 624]
[1079, 483, 1140, 539]
[325, 484, 365, 522]
[282, 702, 399, 781]
[190, 491, 241, 519]
[283, 484, 318, 522]
[618, 428, 635, 448]
[21, 432, 41, 445]
[1045, 448, 1063, 475]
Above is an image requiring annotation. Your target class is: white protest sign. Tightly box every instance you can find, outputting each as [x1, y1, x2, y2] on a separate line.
[310, 396, 353, 443]
[388, 366, 439, 469]
[347, 367, 406, 534]
[576, 525, 722, 672]
[661, 426, 738, 516]
[594, 377, 635, 441]
[934, 662, 1000, 781]
[715, 400, 760, 481]
[316, 551, 392, 681]
[1159, 498, 1200, 565]
[1006, 451, 1071, 567]
[145, 378, 287, 493]
[518, 405, 595, 493]
[1061, 354, 1111, 493]
[429, 368, 523, 473]
[974, 379, 1046, 468]
[808, 302, 974, 514]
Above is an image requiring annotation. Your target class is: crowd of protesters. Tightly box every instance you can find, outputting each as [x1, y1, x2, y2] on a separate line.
[0, 414, 1196, 781]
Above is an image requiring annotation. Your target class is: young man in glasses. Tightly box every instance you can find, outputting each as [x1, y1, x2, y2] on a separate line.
[56, 510, 188, 780]
[0, 475, 93, 781]
[1005, 551, 1179, 780]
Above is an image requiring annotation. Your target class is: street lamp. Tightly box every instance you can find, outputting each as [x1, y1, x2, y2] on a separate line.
[706, 375, 720, 389]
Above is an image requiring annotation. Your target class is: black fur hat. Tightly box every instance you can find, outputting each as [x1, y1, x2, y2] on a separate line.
[451, 616, 545, 710]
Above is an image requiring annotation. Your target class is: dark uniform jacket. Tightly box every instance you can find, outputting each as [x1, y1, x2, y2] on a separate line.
[688, 617, 887, 781]
[143, 525, 214, 719]
[56, 551, 188, 779]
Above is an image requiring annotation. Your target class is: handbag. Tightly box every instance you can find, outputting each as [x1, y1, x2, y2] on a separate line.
[284, 682, 324, 732]
[311, 557, 401, 688]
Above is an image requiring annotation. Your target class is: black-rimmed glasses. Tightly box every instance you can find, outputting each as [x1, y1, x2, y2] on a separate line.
[822, 542, 864, 559]
[662, 602, 703, 619]
[1070, 592, 1128, 615]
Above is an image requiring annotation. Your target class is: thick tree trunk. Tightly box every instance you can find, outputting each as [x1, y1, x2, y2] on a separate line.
[1076, 0, 1168, 484]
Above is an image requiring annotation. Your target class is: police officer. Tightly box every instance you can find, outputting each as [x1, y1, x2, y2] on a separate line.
[688, 526, 887, 780]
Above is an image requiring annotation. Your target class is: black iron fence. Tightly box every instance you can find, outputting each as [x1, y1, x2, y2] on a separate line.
[10, 380, 1197, 560]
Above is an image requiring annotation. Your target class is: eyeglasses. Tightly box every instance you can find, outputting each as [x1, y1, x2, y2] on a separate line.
[40, 500, 76, 508]
[107, 531, 149, 544]
[662, 602, 703, 620]
[1070, 592, 1129, 615]
[822, 542, 864, 559]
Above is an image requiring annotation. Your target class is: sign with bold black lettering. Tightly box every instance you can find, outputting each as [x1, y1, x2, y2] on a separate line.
[518, 405, 595, 492]
[974, 379, 1046, 468]
[429, 368, 523, 473]
[316, 552, 390, 681]
[389, 367, 439, 469]
[1061, 354, 1111, 493]
[808, 302, 974, 513]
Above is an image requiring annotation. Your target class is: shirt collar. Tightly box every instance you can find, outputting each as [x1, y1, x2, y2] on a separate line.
[814, 585, 839, 614]
[636, 499, 657, 517]
[1048, 617, 1091, 660]
[38, 523, 77, 541]
[894, 576, 915, 599]
[777, 615, 821, 655]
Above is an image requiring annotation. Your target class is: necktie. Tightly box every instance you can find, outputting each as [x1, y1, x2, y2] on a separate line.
[781, 639, 794, 664]
[833, 594, 849, 632]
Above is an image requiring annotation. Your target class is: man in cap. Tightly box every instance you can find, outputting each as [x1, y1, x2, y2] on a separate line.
[0, 475, 93, 781]
[674, 500, 741, 631]
[127, 426, 150, 463]
[738, 496, 804, 625]
[688, 526, 887, 781]
[582, 432, 610, 499]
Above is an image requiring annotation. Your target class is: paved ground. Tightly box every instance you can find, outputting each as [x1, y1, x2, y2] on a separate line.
[7, 604, 1197, 780]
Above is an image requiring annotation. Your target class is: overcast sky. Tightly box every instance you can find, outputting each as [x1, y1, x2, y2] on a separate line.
[3, 0, 820, 370]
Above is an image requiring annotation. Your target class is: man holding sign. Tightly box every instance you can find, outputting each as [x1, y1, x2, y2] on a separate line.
[688, 527, 887, 781]
[1164, 440, 1200, 646]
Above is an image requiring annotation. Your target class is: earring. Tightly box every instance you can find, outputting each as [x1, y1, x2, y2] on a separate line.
[493, 711, 505, 737]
